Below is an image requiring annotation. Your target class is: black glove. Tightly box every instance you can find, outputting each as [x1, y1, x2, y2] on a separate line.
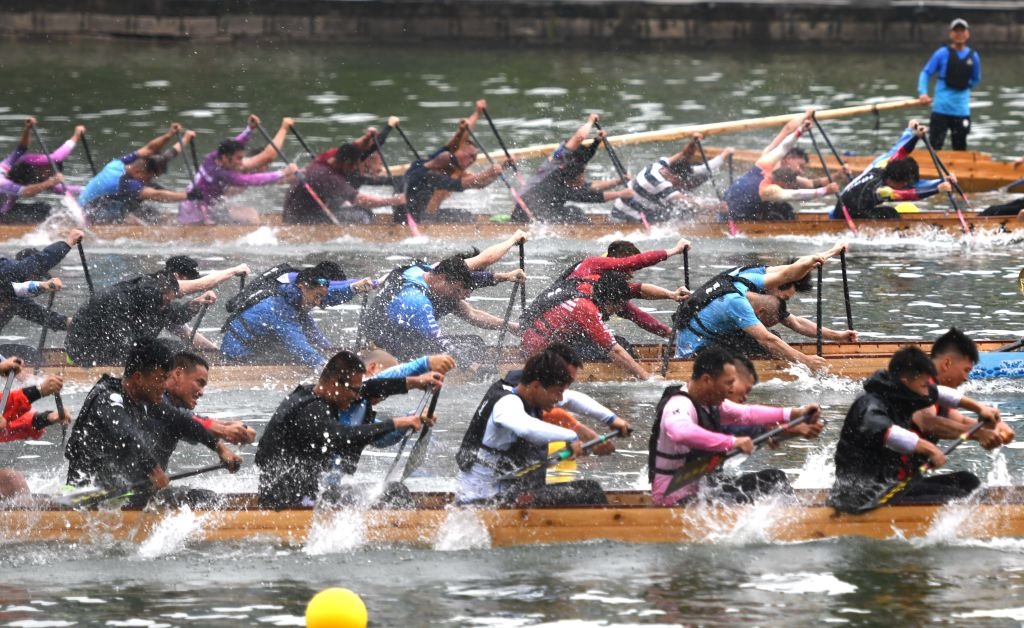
[186, 187, 203, 201]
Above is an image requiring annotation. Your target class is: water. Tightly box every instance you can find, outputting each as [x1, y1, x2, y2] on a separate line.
[2, 40, 1024, 625]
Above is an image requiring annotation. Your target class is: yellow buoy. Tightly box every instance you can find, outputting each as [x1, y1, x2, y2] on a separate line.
[894, 202, 920, 213]
[305, 587, 368, 628]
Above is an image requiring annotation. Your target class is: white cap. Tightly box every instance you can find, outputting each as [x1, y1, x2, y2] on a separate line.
[950, 18, 969, 30]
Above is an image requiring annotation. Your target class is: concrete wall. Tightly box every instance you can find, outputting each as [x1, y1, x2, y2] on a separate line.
[0, 1, 1021, 49]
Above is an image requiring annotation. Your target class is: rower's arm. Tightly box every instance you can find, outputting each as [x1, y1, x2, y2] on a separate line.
[242, 117, 293, 170]
[454, 300, 512, 331]
[781, 315, 857, 342]
[138, 187, 187, 203]
[763, 243, 846, 290]
[608, 344, 653, 380]
[353, 191, 405, 209]
[463, 230, 528, 270]
[177, 265, 249, 295]
[743, 322, 827, 371]
[137, 124, 181, 158]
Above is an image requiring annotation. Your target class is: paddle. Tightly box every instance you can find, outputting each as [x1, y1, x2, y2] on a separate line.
[175, 129, 196, 184]
[593, 122, 648, 232]
[466, 126, 535, 221]
[493, 281, 521, 370]
[481, 107, 523, 183]
[400, 386, 442, 482]
[77, 240, 95, 297]
[840, 250, 853, 330]
[383, 387, 438, 484]
[518, 240, 527, 312]
[917, 128, 970, 234]
[352, 291, 370, 351]
[660, 248, 690, 377]
[188, 303, 210, 349]
[29, 124, 87, 227]
[253, 122, 341, 227]
[288, 125, 318, 161]
[54, 462, 231, 510]
[816, 264, 824, 357]
[997, 176, 1024, 195]
[394, 125, 423, 162]
[36, 291, 56, 359]
[55, 391, 68, 450]
[695, 137, 736, 236]
[496, 430, 622, 482]
[664, 413, 813, 494]
[372, 132, 421, 237]
[188, 137, 201, 173]
[0, 369, 17, 423]
[853, 420, 986, 514]
[79, 131, 98, 176]
[808, 118, 858, 236]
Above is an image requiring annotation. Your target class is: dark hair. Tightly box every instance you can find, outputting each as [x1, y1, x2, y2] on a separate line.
[150, 270, 180, 294]
[592, 272, 631, 306]
[217, 139, 246, 158]
[521, 348, 575, 387]
[931, 327, 979, 364]
[545, 342, 583, 369]
[772, 166, 799, 189]
[295, 266, 329, 287]
[784, 147, 809, 162]
[7, 161, 51, 185]
[141, 155, 168, 175]
[0, 281, 14, 300]
[173, 350, 209, 372]
[320, 350, 366, 385]
[335, 143, 362, 163]
[692, 345, 736, 380]
[777, 258, 814, 293]
[431, 256, 473, 289]
[310, 261, 346, 281]
[124, 338, 174, 377]
[888, 346, 938, 380]
[606, 240, 641, 258]
[455, 248, 481, 260]
[667, 160, 694, 177]
[733, 354, 759, 384]
[883, 157, 920, 185]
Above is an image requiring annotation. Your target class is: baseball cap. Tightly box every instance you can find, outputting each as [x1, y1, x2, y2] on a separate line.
[950, 18, 969, 30]
[164, 255, 200, 280]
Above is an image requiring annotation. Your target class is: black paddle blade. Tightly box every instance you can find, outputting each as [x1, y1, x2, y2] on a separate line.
[664, 452, 725, 494]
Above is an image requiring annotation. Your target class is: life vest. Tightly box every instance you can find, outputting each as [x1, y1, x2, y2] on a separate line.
[456, 372, 545, 482]
[221, 262, 300, 331]
[671, 267, 759, 341]
[519, 257, 592, 329]
[647, 386, 722, 482]
[944, 46, 977, 91]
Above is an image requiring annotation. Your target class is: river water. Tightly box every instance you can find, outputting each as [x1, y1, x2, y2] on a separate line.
[2, 40, 1024, 626]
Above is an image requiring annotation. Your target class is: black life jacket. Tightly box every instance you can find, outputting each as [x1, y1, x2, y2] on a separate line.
[456, 371, 545, 481]
[360, 261, 452, 340]
[944, 46, 977, 91]
[671, 266, 759, 341]
[221, 262, 299, 331]
[647, 385, 722, 482]
[519, 257, 592, 329]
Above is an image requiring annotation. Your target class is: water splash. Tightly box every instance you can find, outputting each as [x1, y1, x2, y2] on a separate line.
[740, 571, 857, 595]
[304, 508, 367, 555]
[136, 508, 206, 559]
[434, 507, 491, 551]
[236, 226, 279, 246]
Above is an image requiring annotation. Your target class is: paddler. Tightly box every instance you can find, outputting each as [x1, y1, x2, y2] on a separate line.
[835, 120, 954, 219]
[512, 113, 633, 223]
[612, 134, 734, 223]
[719, 354, 825, 443]
[0, 364, 70, 501]
[78, 123, 199, 225]
[828, 346, 986, 513]
[178, 114, 298, 225]
[671, 242, 852, 371]
[455, 344, 631, 506]
[64, 338, 241, 508]
[164, 350, 257, 445]
[648, 346, 821, 505]
[0, 276, 66, 337]
[360, 232, 528, 366]
[0, 117, 77, 223]
[254, 350, 434, 509]
[723, 108, 841, 221]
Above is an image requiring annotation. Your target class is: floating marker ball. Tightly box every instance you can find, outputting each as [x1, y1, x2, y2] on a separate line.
[305, 587, 367, 628]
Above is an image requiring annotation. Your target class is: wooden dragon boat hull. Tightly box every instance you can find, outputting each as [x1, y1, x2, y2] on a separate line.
[3, 488, 1023, 547]
[27, 340, 1020, 387]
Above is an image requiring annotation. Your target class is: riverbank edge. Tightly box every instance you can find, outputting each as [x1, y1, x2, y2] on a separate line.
[1, 2, 1023, 50]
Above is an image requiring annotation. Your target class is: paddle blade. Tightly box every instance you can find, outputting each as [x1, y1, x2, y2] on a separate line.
[52, 485, 129, 509]
[401, 425, 433, 481]
[405, 212, 422, 237]
[664, 452, 725, 494]
[62, 192, 87, 228]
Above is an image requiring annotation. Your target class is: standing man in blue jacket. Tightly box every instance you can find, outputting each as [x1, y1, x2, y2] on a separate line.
[918, 18, 981, 151]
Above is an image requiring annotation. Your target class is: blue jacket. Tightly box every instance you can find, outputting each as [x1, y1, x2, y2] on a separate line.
[338, 356, 432, 448]
[918, 46, 981, 117]
[220, 283, 336, 369]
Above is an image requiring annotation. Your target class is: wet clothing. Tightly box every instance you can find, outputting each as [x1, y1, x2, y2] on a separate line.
[65, 375, 219, 496]
[521, 296, 618, 358]
[337, 356, 432, 449]
[220, 281, 353, 369]
[0, 239, 70, 283]
[649, 385, 789, 505]
[828, 370, 979, 512]
[179, 127, 285, 224]
[919, 45, 981, 150]
[612, 155, 724, 223]
[400, 159, 465, 224]
[79, 152, 146, 224]
[514, 141, 604, 223]
[0, 386, 51, 443]
[0, 277, 71, 335]
[456, 370, 616, 505]
[282, 160, 363, 224]
[361, 263, 494, 365]
[255, 384, 402, 508]
[66, 275, 194, 366]
[673, 268, 765, 358]
[836, 128, 943, 219]
[563, 250, 672, 338]
[1, 141, 75, 215]
[724, 167, 795, 221]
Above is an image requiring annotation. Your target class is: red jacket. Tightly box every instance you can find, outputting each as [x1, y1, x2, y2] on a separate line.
[568, 249, 672, 338]
[0, 387, 49, 443]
